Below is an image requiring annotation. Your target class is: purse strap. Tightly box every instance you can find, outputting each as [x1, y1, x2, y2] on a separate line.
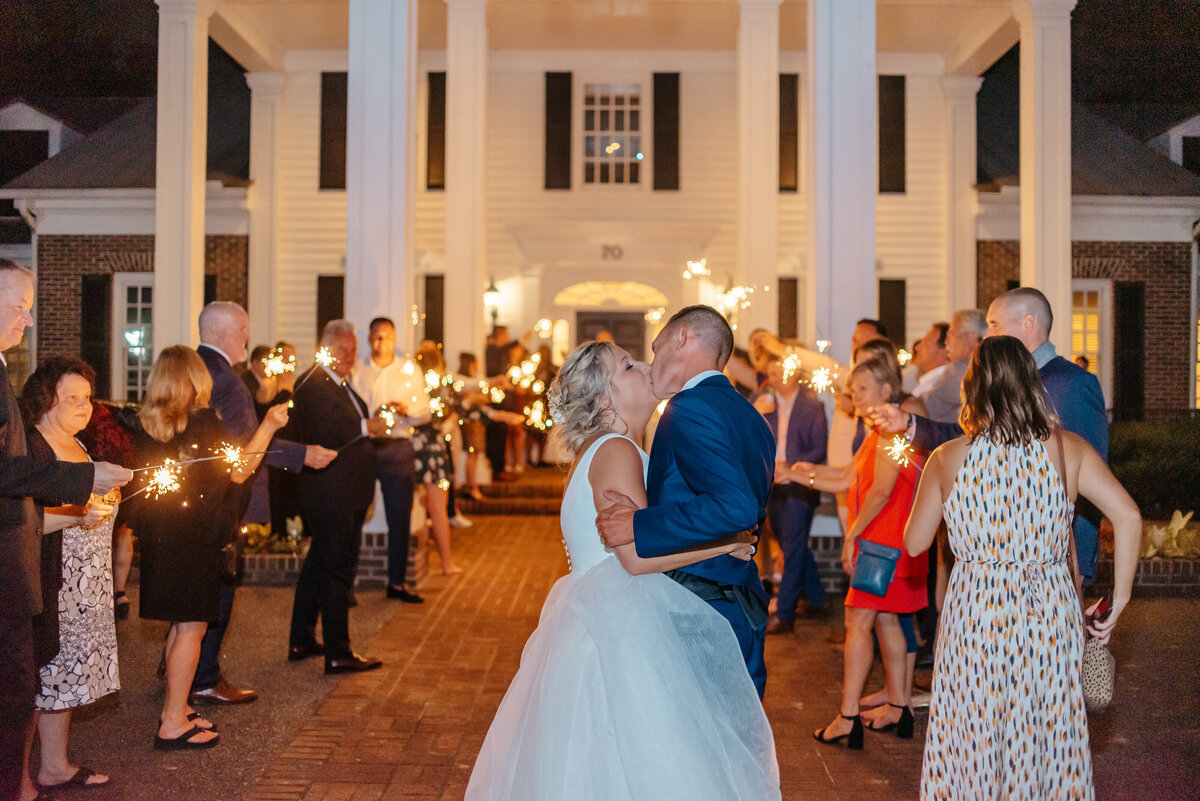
[1053, 429, 1085, 610]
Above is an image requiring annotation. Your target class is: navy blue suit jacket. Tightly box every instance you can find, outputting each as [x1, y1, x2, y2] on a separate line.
[633, 374, 775, 587]
[760, 386, 827, 505]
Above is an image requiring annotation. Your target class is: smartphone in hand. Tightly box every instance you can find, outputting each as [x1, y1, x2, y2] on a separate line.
[1088, 592, 1113, 625]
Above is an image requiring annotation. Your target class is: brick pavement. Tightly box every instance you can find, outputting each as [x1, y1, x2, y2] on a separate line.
[235, 515, 1198, 801]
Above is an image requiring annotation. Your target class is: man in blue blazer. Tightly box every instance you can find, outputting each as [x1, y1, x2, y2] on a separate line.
[597, 306, 776, 697]
[878, 287, 1109, 584]
[193, 302, 330, 703]
[754, 355, 828, 633]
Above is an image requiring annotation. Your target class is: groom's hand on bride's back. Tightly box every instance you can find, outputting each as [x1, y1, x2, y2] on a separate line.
[596, 490, 637, 548]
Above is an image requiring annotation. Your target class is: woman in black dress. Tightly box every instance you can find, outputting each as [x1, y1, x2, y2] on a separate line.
[130, 346, 287, 749]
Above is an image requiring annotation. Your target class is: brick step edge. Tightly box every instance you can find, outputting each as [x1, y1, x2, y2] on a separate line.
[458, 498, 561, 516]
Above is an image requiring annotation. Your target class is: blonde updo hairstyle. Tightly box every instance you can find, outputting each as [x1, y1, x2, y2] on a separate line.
[546, 341, 620, 455]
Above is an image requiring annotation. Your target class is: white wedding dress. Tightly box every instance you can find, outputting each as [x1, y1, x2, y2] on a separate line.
[465, 433, 781, 801]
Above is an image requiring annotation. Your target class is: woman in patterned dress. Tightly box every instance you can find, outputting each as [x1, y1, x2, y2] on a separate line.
[787, 356, 931, 748]
[19, 358, 117, 791]
[903, 336, 1140, 800]
[413, 344, 461, 574]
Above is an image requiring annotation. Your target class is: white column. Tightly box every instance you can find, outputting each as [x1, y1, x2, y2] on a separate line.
[153, 0, 211, 350]
[1017, 0, 1076, 354]
[246, 71, 285, 346]
[443, 0, 488, 364]
[806, 0, 876, 365]
[943, 76, 983, 314]
[737, 0, 780, 337]
[346, 0, 418, 354]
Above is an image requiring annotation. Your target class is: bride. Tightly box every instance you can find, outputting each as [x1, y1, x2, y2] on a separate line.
[464, 341, 781, 801]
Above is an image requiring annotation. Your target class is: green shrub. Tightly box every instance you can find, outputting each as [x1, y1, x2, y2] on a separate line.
[1108, 419, 1200, 521]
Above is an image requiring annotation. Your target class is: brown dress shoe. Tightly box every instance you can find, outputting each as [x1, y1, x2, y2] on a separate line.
[189, 677, 259, 705]
[325, 653, 382, 674]
[765, 614, 794, 635]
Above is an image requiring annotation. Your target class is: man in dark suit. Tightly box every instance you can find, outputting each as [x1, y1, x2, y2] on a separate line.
[0, 260, 132, 799]
[877, 287, 1108, 585]
[754, 355, 828, 634]
[191, 302, 328, 704]
[597, 306, 776, 697]
[286, 320, 388, 673]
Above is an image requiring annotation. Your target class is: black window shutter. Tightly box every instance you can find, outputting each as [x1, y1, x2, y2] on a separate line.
[878, 75, 906, 194]
[427, 72, 446, 189]
[319, 72, 348, 190]
[424, 274, 445, 346]
[1112, 281, 1145, 422]
[877, 278, 906, 348]
[316, 275, 345, 339]
[779, 74, 799, 192]
[653, 73, 680, 190]
[776, 277, 798, 339]
[545, 73, 572, 190]
[80, 274, 112, 399]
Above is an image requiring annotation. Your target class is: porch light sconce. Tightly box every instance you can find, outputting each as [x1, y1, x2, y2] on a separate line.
[484, 279, 502, 328]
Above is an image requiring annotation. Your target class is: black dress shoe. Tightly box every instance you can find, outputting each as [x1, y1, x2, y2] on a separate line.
[346, 588, 358, 608]
[386, 586, 424, 603]
[325, 653, 382, 674]
[288, 640, 325, 661]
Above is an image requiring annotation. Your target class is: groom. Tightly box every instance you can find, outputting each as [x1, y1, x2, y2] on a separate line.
[597, 306, 776, 697]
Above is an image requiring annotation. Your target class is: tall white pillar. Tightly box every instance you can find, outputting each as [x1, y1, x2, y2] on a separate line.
[346, 0, 418, 354]
[1017, 0, 1076, 353]
[443, 0, 488, 364]
[943, 76, 983, 314]
[806, 0, 876, 365]
[737, 0, 780, 337]
[153, 0, 211, 351]
[246, 71, 285, 346]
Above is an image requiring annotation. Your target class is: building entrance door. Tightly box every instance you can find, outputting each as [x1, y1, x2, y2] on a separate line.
[576, 311, 646, 359]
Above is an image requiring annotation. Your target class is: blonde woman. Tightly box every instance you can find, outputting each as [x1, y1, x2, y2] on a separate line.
[131, 346, 286, 750]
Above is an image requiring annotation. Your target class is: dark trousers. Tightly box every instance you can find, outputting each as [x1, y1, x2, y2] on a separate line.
[709, 597, 767, 700]
[289, 504, 368, 660]
[767, 488, 825, 621]
[376, 439, 415, 587]
[0, 615, 35, 800]
[485, 419, 507, 475]
[192, 579, 236, 690]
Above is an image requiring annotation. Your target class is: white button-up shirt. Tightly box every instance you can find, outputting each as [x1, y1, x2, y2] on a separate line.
[351, 354, 432, 439]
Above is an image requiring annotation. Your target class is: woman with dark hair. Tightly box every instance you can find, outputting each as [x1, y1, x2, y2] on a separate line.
[783, 356, 930, 748]
[17, 358, 117, 793]
[131, 346, 287, 750]
[903, 335, 1140, 799]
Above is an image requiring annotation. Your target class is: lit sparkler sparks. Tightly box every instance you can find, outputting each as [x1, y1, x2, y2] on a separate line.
[425, 370, 441, 392]
[816, 340, 831, 354]
[378, 404, 397, 432]
[489, 387, 506, 404]
[535, 318, 553, 338]
[808, 366, 837, 395]
[314, 347, 335, 369]
[886, 435, 918, 469]
[782, 352, 803, 383]
[897, 348, 913, 367]
[127, 460, 183, 501]
[216, 442, 247, 471]
[524, 399, 552, 431]
[262, 348, 296, 377]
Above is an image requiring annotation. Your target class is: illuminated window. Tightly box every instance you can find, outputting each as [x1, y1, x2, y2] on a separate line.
[1071, 279, 1111, 408]
[583, 83, 642, 185]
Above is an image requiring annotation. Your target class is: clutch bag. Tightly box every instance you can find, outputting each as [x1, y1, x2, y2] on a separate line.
[850, 539, 902, 597]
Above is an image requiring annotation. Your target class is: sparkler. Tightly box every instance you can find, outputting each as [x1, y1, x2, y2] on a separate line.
[808, 366, 838, 395]
[816, 340, 831, 354]
[125, 460, 183, 500]
[524, 398, 553, 432]
[897, 348, 913, 367]
[782, 352, 803, 383]
[291, 347, 339, 398]
[886, 435, 922, 472]
[262, 348, 296, 377]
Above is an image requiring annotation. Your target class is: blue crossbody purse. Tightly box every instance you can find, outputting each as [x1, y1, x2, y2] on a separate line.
[849, 538, 903, 597]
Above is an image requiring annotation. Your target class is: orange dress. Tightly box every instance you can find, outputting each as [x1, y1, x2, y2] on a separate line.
[844, 428, 928, 612]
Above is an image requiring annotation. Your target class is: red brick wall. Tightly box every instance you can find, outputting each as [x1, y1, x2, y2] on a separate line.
[976, 239, 1193, 415]
[34, 233, 248, 363]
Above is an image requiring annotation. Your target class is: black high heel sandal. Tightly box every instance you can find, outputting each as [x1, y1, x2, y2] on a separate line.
[866, 703, 914, 739]
[114, 591, 130, 620]
[813, 713, 864, 750]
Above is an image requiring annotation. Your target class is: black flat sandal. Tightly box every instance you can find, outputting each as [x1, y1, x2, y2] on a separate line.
[114, 591, 130, 620]
[153, 726, 220, 750]
[813, 713, 864, 750]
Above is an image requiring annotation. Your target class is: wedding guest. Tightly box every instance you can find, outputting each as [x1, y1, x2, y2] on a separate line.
[921, 309, 985, 424]
[752, 355, 828, 633]
[268, 341, 303, 544]
[132, 345, 288, 748]
[1074, 354, 1090, 371]
[903, 335, 1139, 799]
[455, 352, 487, 500]
[351, 316, 428, 602]
[19, 359, 117, 793]
[413, 344, 461, 575]
[0, 260, 131, 800]
[874, 287, 1109, 587]
[192, 302, 312, 706]
[286, 321, 387, 673]
[909, 323, 950, 399]
[786, 357, 929, 748]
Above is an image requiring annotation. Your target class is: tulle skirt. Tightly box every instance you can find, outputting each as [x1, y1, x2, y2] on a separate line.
[465, 556, 781, 801]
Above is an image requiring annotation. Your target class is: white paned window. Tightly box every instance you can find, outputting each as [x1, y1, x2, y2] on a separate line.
[1071, 279, 1111, 407]
[583, 83, 642, 185]
[113, 273, 153, 403]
